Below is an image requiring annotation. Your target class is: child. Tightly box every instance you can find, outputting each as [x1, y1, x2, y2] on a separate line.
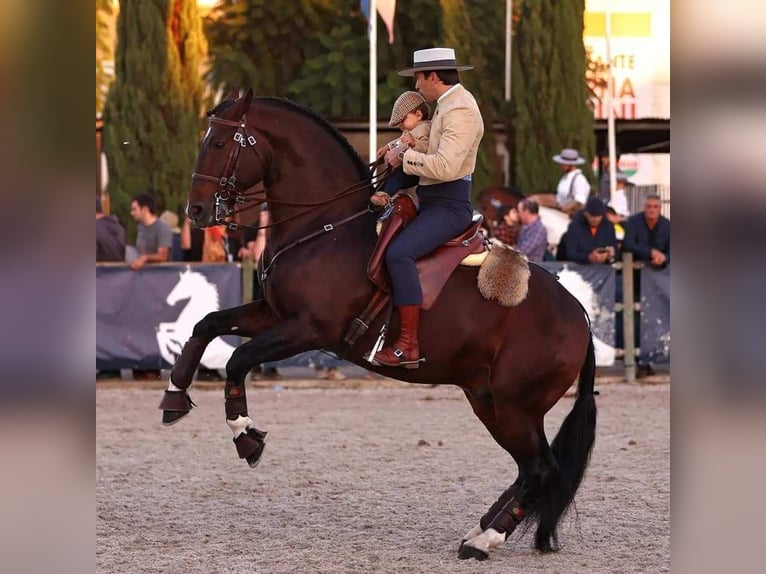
[370, 91, 431, 207]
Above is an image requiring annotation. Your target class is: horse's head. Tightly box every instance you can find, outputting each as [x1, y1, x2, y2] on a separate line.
[188, 89, 268, 228]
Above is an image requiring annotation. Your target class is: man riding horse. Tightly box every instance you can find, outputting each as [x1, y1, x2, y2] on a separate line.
[376, 47, 484, 368]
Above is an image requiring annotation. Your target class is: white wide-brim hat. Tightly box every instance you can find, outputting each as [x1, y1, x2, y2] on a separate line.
[397, 47, 474, 77]
[552, 148, 586, 165]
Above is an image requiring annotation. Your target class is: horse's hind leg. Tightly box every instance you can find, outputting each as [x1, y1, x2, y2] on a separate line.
[460, 404, 553, 561]
[458, 386, 522, 550]
[159, 300, 278, 425]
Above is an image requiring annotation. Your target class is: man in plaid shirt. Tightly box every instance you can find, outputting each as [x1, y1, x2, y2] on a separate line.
[516, 199, 548, 262]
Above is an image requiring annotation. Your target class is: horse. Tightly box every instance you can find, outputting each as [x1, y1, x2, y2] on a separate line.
[160, 88, 597, 561]
[157, 267, 237, 370]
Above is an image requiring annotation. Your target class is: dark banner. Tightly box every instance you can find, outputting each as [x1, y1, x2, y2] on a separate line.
[539, 263, 616, 366]
[640, 266, 670, 364]
[97, 264, 241, 370]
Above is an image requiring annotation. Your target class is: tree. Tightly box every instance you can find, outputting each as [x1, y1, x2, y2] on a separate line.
[102, 0, 207, 237]
[509, 0, 594, 194]
[96, 0, 114, 115]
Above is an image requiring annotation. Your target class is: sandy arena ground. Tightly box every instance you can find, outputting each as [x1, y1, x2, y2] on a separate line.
[97, 378, 669, 573]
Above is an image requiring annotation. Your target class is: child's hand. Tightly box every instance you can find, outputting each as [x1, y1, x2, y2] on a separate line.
[400, 134, 415, 148]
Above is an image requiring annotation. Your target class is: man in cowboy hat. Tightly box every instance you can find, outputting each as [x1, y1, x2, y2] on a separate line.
[553, 148, 592, 217]
[373, 47, 483, 369]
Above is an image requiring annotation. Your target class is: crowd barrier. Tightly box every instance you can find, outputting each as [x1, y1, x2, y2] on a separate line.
[96, 256, 669, 378]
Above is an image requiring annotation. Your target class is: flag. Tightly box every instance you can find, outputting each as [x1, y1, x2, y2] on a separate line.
[360, 0, 397, 44]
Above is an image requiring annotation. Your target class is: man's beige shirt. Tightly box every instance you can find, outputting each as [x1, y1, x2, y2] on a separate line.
[401, 84, 484, 186]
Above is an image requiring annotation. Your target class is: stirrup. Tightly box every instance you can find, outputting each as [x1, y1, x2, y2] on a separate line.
[374, 348, 425, 369]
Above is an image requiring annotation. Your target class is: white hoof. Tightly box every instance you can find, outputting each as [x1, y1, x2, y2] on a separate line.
[463, 527, 506, 554]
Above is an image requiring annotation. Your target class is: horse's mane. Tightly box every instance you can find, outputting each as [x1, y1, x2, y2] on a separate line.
[207, 96, 369, 181]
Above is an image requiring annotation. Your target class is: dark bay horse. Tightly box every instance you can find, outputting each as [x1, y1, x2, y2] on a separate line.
[162, 89, 597, 560]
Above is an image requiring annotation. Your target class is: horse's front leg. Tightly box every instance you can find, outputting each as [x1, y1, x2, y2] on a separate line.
[159, 299, 278, 425]
[222, 319, 319, 468]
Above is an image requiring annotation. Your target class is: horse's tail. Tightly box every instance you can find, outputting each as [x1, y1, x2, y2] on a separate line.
[533, 332, 598, 552]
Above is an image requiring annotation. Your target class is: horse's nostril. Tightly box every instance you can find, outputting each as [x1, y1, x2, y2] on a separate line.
[188, 205, 203, 220]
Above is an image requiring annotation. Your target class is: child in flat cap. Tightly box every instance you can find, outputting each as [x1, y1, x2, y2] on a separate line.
[370, 91, 431, 207]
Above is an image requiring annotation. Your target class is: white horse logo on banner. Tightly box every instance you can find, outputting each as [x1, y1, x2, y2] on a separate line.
[157, 267, 236, 369]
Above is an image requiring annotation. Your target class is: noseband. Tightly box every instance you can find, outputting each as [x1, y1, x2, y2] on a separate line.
[191, 115, 265, 225]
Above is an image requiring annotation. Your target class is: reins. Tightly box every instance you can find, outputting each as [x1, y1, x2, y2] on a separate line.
[194, 109, 395, 280]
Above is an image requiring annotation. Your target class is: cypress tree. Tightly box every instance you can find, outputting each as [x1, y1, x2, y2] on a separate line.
[102, 0, 206, 235]
[510, 0, 594, 194]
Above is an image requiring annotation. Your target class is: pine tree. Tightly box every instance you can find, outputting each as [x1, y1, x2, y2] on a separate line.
[510, 0, 594, 194]
[102, 0, 207, 236]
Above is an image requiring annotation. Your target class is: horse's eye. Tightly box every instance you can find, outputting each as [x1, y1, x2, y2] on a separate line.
[214, 141, 226, 150]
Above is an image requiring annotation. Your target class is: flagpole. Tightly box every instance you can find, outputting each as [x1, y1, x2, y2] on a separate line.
[503, 0, 512, 186]
[369, 0, 377, 163]
[605, 7, 617, 206]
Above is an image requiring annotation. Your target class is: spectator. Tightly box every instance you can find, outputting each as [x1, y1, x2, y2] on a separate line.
[623, 193, 670, 268]
[561, 197, 618, 264]
[605, 206, 626, 243]
[96, 196, 126, 262]
[129, 193, 173, 271]
[160, 210, 184, 261]
[492, 204, 519, 246]
[515, 199, 548, 262]
[553, 148, 591, 217]
[607, 172, 632, 218]
[596, 147, 621, 202]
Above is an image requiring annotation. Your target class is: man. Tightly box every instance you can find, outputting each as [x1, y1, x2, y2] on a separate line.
[597, 147, 621, 202]
[373, 47, 483, 368]
[607, 171, 632, 219]
[553, 148, 591, 216]
[515, 199, 548, 262]
[561, 197, 618, 264]
[493, 204, 519, 246]
[129, 193, 173, 271]
[96, 195, 126, 262]
[623, 194, 669, 268]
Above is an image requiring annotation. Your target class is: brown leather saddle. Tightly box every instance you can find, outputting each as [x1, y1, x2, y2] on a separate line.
[367, 194, 486, 310]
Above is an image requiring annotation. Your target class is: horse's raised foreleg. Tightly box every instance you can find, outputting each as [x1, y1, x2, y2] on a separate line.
[221, 319, 319, 468]
[159, 300, 278, 425]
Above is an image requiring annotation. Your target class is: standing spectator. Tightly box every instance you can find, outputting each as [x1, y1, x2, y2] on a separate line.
[96, 196, 125, 262]
[129, 193, 173, 271]
[515, 199, 548, 262]
[160, 210, 184, 261]
[607, 172, 632, 218]
[492, 204, 519, 246]
[597, 147, 621, 202]
[553, 148, 591, 217]
[623, 194, 670, 268]
[561, 197, 618, 264]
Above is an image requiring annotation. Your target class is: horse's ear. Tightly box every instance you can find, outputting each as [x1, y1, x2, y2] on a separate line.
[242, 88, 253, 109]
[224, 88, 239, 102]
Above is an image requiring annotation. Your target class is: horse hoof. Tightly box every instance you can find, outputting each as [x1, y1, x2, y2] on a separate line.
[159, 390, 195, 426]
[457, 544, 489, 561]
[162, 409, 190, 426]
[233, 427, 268, 468]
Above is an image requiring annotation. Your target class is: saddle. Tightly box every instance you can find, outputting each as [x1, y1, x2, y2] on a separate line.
[367, 194, 486, 310]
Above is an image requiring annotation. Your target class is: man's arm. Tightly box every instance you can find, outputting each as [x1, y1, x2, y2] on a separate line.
[623, 218, 652, 261]
[402, 108, 480, 181]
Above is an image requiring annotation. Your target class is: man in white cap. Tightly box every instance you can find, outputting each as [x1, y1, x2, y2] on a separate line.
[552, 148, 591, 217]
[373, 47, 483, 369]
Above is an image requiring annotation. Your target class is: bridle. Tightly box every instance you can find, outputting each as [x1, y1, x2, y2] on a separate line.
[191, 109, 393, 280]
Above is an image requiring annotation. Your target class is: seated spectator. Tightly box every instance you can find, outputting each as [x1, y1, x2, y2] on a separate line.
[493, 204, 519, 246]
[515, 199, 548, 262]
[96, 196, 125, 262]
[605, 206, 626, 249]
[561, 197, 618, 264]
[623, 193, 669, 268]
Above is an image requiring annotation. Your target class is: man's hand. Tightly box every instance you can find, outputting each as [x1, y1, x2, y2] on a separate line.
[650, 248, 666, 266]
[384, 147, 402, 168]
[376, 144, 389, 159]
[130, 255, 147, 271]
[588, 249, 610, 264]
